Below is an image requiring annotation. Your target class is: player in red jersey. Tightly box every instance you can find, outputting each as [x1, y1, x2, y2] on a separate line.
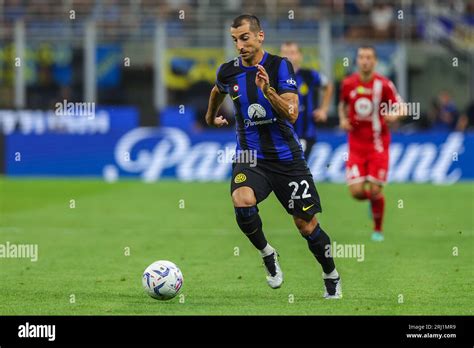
[338, 46, 406, 241]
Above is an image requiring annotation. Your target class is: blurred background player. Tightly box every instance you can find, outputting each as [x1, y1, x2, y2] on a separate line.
[338, 46, 405, 242]
[205, 14, 341, 298]
[280, 41, 334, 159]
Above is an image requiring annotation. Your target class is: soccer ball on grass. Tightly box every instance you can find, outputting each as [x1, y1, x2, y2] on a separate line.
[142, 260, 183, 300]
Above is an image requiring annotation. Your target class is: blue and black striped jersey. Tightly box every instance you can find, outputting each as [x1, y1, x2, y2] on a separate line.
[215, 51, 304, 162]
[293, 68, 328, 140]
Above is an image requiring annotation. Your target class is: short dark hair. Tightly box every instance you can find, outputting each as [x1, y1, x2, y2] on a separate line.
[358, 45, 377, 58]
[231, 14, 262, 33]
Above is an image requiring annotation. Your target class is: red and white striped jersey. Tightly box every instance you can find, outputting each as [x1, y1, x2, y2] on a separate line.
[339, 72, 401, 153]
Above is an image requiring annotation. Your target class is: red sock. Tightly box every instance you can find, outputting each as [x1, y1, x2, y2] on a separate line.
[371, 194, 385, 232]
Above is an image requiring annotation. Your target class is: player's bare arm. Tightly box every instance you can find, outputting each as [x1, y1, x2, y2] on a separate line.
[256, 64, 299, 123]
[384, 96, 408, 124]
[338, 100, 352, 131]
[313, 82, 334, 122]
[205, 85, 229, 127]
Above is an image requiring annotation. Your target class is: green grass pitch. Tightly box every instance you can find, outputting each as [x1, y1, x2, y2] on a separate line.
[0, 178, 472, 315]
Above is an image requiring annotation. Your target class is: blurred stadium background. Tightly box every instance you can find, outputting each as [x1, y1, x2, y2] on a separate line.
[0, 0, 472, 181]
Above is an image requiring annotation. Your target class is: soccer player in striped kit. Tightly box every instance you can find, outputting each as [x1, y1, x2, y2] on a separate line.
[205, 14, 341, 298]
[280, 41, 334, 160]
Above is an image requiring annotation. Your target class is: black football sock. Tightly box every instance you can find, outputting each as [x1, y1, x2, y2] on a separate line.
[235, 206, 268, 251]
[303, 223, 336, 274]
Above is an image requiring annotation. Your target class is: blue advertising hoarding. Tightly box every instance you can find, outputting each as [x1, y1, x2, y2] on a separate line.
[2, 107, 137, 177]
[2, 107, 473, 183]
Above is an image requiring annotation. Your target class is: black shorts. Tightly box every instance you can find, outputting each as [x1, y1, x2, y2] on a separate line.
[299, 137, 316, 160]
[230, 158, 322, 221]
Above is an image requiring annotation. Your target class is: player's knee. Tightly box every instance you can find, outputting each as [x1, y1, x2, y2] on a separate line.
[294, 215, 318, 237]
[369, 185, 383, 199]
[350, 187, 366, 200]
[232, 187, 256, 207]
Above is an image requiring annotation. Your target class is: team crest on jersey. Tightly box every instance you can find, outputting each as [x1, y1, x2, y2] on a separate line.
[233, 85, 239, 92]
[247, 103, 266, 119]
[299, 82, 309, 96]
[234, 173, 247, 184]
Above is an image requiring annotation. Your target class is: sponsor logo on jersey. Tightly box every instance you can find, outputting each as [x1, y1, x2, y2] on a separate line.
[354, 97, 373, 118]
[350, 86, 372, 99]
[286, 78, 297, 86]
[244, 103, 278, 127]
[247, 103, 266, 119]
[244, 118, 277, 128]
[356, 86, 372, 94]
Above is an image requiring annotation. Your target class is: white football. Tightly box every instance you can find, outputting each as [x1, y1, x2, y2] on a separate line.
[142, 260, 183, 300]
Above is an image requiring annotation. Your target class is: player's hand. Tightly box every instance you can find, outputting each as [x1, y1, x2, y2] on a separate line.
[313, 108, 328, 122]
[384, 114, 400, 124]
[339, 118, 352, 131]
[255, 64, 270, 91]
[213, 115, 229, 128]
